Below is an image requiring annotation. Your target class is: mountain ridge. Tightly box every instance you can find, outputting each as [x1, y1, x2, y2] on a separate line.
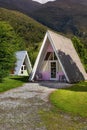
[0, 0, 87, 43]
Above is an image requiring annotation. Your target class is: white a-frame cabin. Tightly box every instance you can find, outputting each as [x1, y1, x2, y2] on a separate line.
[12, 51, 32, 76]
[30, 30, 87, 83]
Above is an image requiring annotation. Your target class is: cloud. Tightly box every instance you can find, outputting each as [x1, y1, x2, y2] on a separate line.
[32, 0, 56, 4]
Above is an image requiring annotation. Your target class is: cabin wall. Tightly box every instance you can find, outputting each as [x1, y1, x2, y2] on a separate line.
[39, 61, 50, 80]
[38, 60, 64, 80]
[35, 37, 65, 81]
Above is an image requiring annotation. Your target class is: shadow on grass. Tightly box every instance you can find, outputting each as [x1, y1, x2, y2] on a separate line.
[63, 82, 87, 92]
[10, 76, 29, 83]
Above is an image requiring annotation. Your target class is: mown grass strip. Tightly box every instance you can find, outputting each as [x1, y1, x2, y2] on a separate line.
[50, 81, 87, 117]
[0, 76, 28, 92]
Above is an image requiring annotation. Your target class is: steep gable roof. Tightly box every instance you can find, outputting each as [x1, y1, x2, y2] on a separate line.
[47, 30, 87, 82]
[30, 30, 87, 83]
[14, 51, 32, 75]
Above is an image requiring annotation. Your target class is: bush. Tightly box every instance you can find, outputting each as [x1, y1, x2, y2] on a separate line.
[72, 36, 87, 72]
[0, 21, 25, 81]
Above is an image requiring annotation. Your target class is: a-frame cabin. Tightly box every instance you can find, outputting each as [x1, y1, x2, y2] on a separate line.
[30, 30, 87, 83]
[12, 51, 32, 76]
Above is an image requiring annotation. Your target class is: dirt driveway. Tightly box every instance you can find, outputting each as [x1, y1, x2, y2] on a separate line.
[0, 82, 86, 130]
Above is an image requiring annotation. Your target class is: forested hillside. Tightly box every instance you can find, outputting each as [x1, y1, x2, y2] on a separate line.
[0, 8, 47, 64]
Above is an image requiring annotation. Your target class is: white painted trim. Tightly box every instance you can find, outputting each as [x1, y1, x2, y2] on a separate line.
[38, 46, 49, 71]
[17, 52, 27, 75]
[16, 51, 32, 75]
[47, 31, 70, 82]
[29, 33, 48, 80]
[30, 30, 70, 82]
[26, 52, 32, 72]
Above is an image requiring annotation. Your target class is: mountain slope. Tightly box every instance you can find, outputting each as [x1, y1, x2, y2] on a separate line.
[0, 0, 87, 43]
[0, 8, 46, 44]
[31, 0, 87, 40]
[0, 8, 47, 64]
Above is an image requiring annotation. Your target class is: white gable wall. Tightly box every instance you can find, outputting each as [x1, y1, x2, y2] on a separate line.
[14, 51, 32, 76]
[29, 33, 48, 80]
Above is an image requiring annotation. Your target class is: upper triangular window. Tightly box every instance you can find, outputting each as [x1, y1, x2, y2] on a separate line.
[44, 52, 57, 60]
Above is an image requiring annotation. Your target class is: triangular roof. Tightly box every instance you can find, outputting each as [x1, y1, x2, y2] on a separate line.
[14, 51, 32, 75]
[30, 30, 87, 83]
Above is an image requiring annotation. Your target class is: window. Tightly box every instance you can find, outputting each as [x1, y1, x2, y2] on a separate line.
[21, 70, 23, 74]
[54, 53, 57, 60]
[24, 65, 26, 70]
[44, 52, 57, 60]
[20, 64, 27, 74]
[21, 66, 23, 70]
[44, 52, 51, 60]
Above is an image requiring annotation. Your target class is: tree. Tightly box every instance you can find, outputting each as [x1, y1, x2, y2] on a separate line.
[72, 36, 87, 72]
[0, 21, 25, 81]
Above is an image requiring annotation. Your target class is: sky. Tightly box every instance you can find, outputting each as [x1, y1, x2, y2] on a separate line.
[32, 0, 56, 4]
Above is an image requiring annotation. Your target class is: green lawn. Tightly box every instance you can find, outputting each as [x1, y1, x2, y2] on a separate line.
[0, 76, 28, 92]
[50, 81, 87, 117]
[39, 109, 86, 130]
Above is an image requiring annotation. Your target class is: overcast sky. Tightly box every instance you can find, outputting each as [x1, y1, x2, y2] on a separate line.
[32, 0, 56, 4]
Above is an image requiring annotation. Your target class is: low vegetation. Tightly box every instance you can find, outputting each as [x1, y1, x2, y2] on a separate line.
[0, 21, 25, 81]
[39, 108, 87, 130]
[72, 37, 87, 72]
[50, 81, 87, 117]
[0, 76, 28, 92]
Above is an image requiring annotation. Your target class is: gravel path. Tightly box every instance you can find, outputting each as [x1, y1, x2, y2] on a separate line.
[0, 82, 87, 130]
[0, 82, 70, 130]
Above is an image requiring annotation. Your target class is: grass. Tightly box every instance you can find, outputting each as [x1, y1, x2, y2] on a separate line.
[0, 76, 28, 92]
[50, 81, 87, 117]
[39, 109, 86, 130]
[39, 82, 87, 130]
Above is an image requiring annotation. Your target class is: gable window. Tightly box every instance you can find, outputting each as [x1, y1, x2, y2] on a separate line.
[21, 70, 23, 74]
[44, 52, 57, 60]
[44, 52, 51, 60]
[20, 61, 27, 74]
[54, 53, 57, 60]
